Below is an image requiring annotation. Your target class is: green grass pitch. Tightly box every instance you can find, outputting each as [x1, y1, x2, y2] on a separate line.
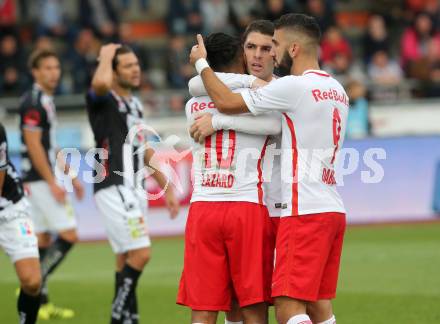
[1, 223, 440, 323]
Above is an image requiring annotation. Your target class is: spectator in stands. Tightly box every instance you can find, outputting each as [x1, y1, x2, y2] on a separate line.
[407, 38, 440, 97]
[0, 34, 27, 95]
[305, 0, 335, 33]
[346, 80, 370, 139]
[229, 0, 263, 32]
[320, 26, 352, 66]
[323, 52, 366, 86]
[118, 22, 150, 71]
[34, 36, 56, 51]
[0, 0, 16, 28]
[200, 0, 235, 35]
[67, 29, 101, 93]
[167, 0, 202, 35]
[263, 0, 293, 22]
[78, 0, 119, 42]
[400, 11, 440, 72]
[166, 34, 195, 88]
[368, 50, 404, 100]
[36, 0, 72, 39]
[121, 0, 149, 11]
[363, 14, 390, 64]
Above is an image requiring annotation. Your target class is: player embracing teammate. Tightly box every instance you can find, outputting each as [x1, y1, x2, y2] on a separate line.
[184, 13, 348, 324]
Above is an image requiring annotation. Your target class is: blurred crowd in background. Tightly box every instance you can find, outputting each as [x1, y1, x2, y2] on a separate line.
[1, 0, 440, 129]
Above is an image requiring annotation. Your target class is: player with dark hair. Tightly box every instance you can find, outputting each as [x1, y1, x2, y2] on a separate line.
[187, 21, 282, 324]
[19, 49, 84, 320]
[190, 13, 348, 324]
[0, 122, 41, 324]
[177, 32, 282, 324]
[87, 44, 180, 324]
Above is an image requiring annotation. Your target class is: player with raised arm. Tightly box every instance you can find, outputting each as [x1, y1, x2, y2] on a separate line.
[0, 123, 41, 324]
[87, 44, 180, 324]
[188, 20, 283, 324]
[177, 32, 282, 324]
[19, 49, 84, 320]
[190, 13, 348, 324]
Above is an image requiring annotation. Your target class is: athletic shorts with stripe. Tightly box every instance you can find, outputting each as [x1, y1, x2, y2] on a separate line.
[0, 198, 39, 263]
[25, 180, 77, 233]
[94, 185, 151, 254]
[272, 212, 346, 301]
[177, 201, 273, 311]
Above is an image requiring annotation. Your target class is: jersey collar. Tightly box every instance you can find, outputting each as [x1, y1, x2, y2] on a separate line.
[302, 69, 330, 77]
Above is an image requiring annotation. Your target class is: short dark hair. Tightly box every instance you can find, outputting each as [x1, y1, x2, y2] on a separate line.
[274, 13, 321, 44]
[112, 45, 135, 70]
[28, 49, 58, 70]
[242, 20, 274, 44]
[205, 33, 242, 71]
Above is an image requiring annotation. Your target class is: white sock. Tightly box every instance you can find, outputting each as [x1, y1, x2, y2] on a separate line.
[225, 320, 243, 324]
[317, 315, 336, 324]
[286, 314, 312, 324]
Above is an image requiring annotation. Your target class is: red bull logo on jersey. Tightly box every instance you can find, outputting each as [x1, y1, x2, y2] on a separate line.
[311, 88, 349, 107]
[191, 101, 216, 114]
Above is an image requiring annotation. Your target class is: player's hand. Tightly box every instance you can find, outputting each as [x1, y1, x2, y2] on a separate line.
[190, 113, 215, 144]
[72, 177, 85, 201]
[164, 187, 179, 219]
[189, 34, 207, 66]
[98, 43, 121, 62]
[49, 182, 66, 204]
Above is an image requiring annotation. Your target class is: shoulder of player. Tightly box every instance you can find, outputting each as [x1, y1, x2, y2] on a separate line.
[19, 89, 44, 112]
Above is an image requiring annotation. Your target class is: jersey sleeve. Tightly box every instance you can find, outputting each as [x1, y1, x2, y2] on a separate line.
[212, 112, 282, 136]
[0, 125, 8, 170]
[20, 97, 45, 131]
[86, 89, 112, 110]
[188, 72, 257, 97]
[240, 76, 304, 115]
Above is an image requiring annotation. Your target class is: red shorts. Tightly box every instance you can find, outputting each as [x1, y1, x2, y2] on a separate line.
[271, 212, 346, 302]
[264, 216, 279, 302]
[177, 201, 272, 311]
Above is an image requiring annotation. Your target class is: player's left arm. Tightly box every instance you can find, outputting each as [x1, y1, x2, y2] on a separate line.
[144, 147, 179, 219]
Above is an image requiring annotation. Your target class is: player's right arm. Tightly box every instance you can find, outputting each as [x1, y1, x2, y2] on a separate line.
[20, 103, 66, 203]
[91, 43, 121, 96]
[190, 112, 281, 144]
[188, 72, 259, 97]
[22, 129, 66, 203]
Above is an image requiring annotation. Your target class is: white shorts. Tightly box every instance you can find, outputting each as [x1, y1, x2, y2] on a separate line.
[94, 185, 151, 254]
[25, 181, 77, 234]
[0, 198, 39, 263]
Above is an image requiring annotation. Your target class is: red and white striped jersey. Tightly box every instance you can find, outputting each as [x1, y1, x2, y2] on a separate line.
[186, 93, 270, 204]
[241, 70, 348, 217]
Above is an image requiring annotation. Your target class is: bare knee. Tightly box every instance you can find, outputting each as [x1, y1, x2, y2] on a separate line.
[191, 310, 218, 324]
[20, 273, 41, 296]
[307, 300, 333, 323]
[59, 229, 78, 244]
[37, 233, 52, 248]
[127, 247, 151, 270]
[241, 302, 268, 323]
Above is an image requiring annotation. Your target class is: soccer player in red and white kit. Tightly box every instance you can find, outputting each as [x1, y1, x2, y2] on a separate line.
[177, 32, 282, 324]
[188, 20, 281, 324]
[190, 14, 348, 324]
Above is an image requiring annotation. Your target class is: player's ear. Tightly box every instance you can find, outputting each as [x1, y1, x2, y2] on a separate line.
[289, 42, 298, 59]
